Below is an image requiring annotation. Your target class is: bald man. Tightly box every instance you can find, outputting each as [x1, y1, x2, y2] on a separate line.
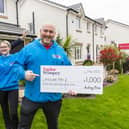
[16, 24, 72, 129]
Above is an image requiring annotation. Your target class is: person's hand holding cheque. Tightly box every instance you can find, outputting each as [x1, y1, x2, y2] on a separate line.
[68, 90, 77, 96]
[25, 70, 39, 81]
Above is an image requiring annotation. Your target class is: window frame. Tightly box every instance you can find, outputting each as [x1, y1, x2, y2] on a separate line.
[74, 45, 82, 60]
[100, 27, 104, 37]
[76, 16, 81, 29]
[94, 24, 98, 35]
[87, 22, 91, 33]
[0, 0, 5, 15]
[28, 22, 33, 33]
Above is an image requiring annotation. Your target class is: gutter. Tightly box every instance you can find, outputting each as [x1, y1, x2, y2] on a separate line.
[16, 0, 20, 26]
[92, 23, 95, 61]
[0, 31, 37, 38]
[32, 11, 35, 34]
[66, 10, 69, 37]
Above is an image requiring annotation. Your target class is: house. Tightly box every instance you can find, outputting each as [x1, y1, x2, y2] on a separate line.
[0, 0, 36, 51]
[105, 19, 129, 53]
[19, 0, 67, 37]
[67, 3, 105, 64]
[0, 0, 105, 63]
[18, 0, 105, 64]
[0, 0, 18, 24]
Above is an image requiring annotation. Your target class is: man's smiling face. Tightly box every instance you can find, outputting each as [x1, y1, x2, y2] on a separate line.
[40, 25, 56, 45]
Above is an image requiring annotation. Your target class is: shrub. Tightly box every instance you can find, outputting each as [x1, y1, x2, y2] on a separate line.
[109, 69, 119, 75]
[105, 75, 115, 83]
[83, 59, 94, 66]
[99, 46, 121, 66]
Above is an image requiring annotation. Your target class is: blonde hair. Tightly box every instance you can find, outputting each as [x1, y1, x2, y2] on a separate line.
[0, 40, 11, 48]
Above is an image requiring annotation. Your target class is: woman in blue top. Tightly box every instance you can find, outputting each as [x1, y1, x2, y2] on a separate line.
[0, 40, 21, 129]
[0, 32, 27, 129]
[0, 31, 26, 56]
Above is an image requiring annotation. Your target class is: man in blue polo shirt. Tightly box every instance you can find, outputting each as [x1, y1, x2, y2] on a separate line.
[17, 24, 73, 129]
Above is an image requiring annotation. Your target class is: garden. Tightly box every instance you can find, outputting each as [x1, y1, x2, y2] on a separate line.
[0, 75, 129, 129]
[1, 44, 129, 129]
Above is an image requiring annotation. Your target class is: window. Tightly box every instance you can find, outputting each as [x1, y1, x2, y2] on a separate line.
[96, 45, 99, 57]
[0, 0, 4, 13]
[87, 22, 91, 33]
[28, 23, 33, 33]
[74, 45, 82, 60]
[94, 25, 98, 35]
[104, 36, 106, 42]
[96, 45, 100, 63]
[86, 44, 91, 60]
[100, 27, 104, 38]
[76, 17, 81, 29]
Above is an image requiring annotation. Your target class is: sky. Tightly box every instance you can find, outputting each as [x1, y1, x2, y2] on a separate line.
[51, 0, 129, 25]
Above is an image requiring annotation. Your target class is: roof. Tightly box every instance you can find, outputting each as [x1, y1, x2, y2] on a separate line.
[68, 3, 82, 12]
[19, 0, 102, 25]
[41, 0, 102, 25]
[106, 19, 129, 28]
[0, 22, 36, 37]
[41, 0, 68, 9]
[68, 3, 102, 25]
[95, 18, 105, 25]
[86, 16, 102, 25]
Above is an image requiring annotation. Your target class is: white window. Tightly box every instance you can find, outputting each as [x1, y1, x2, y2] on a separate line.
[76, 17, 81, 29]
[94, 25, 98, 35]
[74, 45, 82, 60]
[96, 45, 100, 62]
[86, 44, 91, 60]
[28, 23, 33, 33]
[100, 27, 104, 37]
[96, 45, 99, 57]
[104, 36, 106, 42]
[0, 0, 4, 14]
[87, 22, 91, 33]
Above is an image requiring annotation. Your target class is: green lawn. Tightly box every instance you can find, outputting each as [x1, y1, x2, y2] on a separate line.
[1, 75, 129, 129]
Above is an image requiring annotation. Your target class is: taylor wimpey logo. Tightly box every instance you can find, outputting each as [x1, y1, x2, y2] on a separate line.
[43, 67, 56, 72]
[52, 54, 61, 59]
[43, 67, 60, 75]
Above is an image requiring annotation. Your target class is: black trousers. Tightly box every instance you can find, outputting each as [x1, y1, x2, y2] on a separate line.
[18, 97, 62, 129]
[0, 89, 18, 129]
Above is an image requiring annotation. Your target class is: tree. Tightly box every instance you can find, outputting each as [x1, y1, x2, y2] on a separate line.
[56, 34, 63, 46]
[118, 51, 128, 73]
[99, 46, 121, 67]
[56, 35, 74, 57]
[99, 45, 128, 74]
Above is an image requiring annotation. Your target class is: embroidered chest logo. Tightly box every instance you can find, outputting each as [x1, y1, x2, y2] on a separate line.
[52, 54, 61, 59]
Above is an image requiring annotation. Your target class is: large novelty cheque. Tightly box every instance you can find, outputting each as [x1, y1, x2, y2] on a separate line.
[40, 66, 103, 94]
